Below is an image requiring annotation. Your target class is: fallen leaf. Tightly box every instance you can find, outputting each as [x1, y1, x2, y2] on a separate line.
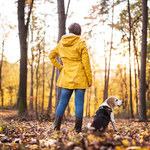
[115, 146, 125, 150]
[45, 139, 57, 147]
[0, 127, 3, 132]
[87, 134, 95, 143]
[121, 140, 130, 147]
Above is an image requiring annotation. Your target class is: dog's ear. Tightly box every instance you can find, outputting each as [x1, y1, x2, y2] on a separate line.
[107, 97, 115, 108]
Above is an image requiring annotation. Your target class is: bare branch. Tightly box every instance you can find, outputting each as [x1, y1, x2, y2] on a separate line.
[65, 0, 71, 20]
[25, 0, 34, 34]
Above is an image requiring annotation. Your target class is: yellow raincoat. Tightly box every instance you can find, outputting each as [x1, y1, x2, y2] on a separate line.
[48, 34, 92, 89]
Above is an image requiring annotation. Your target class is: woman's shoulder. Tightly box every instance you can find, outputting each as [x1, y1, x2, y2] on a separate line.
[78, 37, 86, 46]
[78, 38, 87, 49]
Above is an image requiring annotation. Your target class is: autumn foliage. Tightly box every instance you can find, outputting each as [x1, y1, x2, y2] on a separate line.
[0, 110, 150, 150]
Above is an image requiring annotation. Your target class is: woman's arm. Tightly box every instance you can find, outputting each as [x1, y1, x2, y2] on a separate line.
[81, 41, 92, 86]
[48, 44, 63, 70]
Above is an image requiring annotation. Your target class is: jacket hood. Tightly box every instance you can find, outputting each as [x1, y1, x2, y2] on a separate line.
[61, 34, 80, 47]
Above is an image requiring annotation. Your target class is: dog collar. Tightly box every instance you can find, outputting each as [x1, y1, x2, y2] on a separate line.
[99, 106, 112, 113]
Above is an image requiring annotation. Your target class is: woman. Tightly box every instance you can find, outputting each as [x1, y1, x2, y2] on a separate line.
[49, 23, 92, 132]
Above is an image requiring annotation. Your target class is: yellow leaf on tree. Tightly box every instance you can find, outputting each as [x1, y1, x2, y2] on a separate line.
[122, 140, 130, 147]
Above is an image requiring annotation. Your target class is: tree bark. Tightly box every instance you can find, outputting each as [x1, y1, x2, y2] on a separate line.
[55, 0, 66, 112]
[0, 40, 4, 107]
[127, 0, 134, 118]
[17, 0, 34, 115]
[47, 66, 55, 118]
[133, 29, 140, 79]
[35, 45, 41, 119]
[93, 71, 97, 110]
[133, 27, 139, 117]
[42, 5, 46, 114]
[103, 0, 114, 101]
[30, 56, 34, 110]
[29, 21, 34, 111]
[103, 56, 107, 101]
[123, 66, 128, 109]
[42, 40, 45, 114]
[139, 0, 148, 121]
[134, 55, 138, 117]
[18, 0, 27, 114]
[119, 67, 124, 102]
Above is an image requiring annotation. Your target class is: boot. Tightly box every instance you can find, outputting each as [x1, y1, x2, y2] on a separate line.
[54, 116, 62, 131]
[75, 117, 83, 133]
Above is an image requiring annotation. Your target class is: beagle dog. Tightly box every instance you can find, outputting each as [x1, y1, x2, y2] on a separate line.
[89, 97, 124, 132]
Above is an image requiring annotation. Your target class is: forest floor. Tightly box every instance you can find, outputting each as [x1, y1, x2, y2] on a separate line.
[0, 109, 150, 150]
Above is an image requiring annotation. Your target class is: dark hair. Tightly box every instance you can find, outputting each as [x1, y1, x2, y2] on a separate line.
[68, 23, 81, 35]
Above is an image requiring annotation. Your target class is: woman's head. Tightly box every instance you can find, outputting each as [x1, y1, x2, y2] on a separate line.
[68, 23, 81, 35]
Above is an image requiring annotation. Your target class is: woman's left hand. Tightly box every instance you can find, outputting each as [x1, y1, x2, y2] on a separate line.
[88, 84, 92, 87]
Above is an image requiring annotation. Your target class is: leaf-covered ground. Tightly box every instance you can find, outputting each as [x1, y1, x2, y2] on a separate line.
[0, 110, 150, 150]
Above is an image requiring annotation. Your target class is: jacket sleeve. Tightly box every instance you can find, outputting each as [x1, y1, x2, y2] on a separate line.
[48, 44, 63, 70]
[81, 41, 92, 85]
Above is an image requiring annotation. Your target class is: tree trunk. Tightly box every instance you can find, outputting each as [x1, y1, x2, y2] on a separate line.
[47, 66, 55, 118]
[119, 68, 124, 102]
[146, 26, 150, 104]
[18, 0, 27, 114]
[133, 29, 140, 79]
[103, 0, 114, 101]
[17, 0, 34, 115]
[103, 56, 107, 101]
[29, 21, 34, 111]
[35, 45, 41, 119]
[93, 71, 97, 110]
[133, 28, 139, 117]
[127, 0, 134, 119]
[42, 6, 46, 114]
[123, 66, 128, 109]
[134, 52, 139, 117]
[42, 40, 45, 114]
[147, 79, 150, 104]
[30, 60, 34, 110]
[139, 0, 148, 121]
[0, 40, 4, 107]
[55, 0, 66, 112]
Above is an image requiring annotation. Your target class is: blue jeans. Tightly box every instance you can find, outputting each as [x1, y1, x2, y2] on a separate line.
[56, 88, 86, 118]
